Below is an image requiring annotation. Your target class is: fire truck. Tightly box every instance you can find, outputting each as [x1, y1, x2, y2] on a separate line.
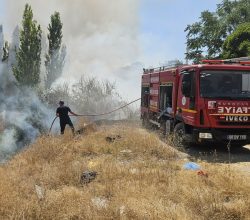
[141, 59, 250, 147]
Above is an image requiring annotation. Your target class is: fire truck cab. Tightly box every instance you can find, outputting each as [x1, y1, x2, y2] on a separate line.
[141, 59, 250, 147]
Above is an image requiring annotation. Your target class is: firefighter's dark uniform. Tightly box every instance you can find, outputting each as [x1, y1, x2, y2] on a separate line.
[56, 106, 74, 134]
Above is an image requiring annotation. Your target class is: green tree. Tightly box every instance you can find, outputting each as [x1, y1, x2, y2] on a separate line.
[165, 59, 184, 67]
[185, 0, 250, 63]
[13, 4, 42, 87]
[222, 22, 250, 58]
[45, 12, 66, 89]
[2, 41, 9, 62]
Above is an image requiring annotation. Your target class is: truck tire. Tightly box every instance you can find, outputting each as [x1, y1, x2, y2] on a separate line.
[173, 122, 186, 148]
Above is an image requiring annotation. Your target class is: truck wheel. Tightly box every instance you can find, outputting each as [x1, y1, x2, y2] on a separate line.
[173, 122, 186, 148]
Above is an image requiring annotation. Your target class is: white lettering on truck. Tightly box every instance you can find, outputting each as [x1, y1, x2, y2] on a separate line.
[218, 107, 224, 113]
[226, 116, 248, 122]
[217, 107, 250, 114]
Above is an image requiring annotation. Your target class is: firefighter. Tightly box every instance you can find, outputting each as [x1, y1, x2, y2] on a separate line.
[56, 101, 78, 134]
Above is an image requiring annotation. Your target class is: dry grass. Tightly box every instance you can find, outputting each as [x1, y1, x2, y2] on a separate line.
[0, 122, 250, 219]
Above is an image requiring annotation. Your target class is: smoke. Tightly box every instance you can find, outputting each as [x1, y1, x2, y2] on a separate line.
[2, 0, 141, 100]
[0, 0, 143, 161]
[0, 24, 53, 162]
[0, 62, 53, 162]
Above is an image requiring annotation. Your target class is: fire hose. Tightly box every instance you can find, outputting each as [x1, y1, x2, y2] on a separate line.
[48, 98, 141, 134]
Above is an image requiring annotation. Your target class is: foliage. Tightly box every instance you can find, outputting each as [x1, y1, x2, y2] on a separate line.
[39, 76, 137, 119]
[40, 83, 72, 109]
[2, 41, 9, 62]
[13, 4, 42, 87]
[71, 76, 119, 114]
[41, 77, 116, 107]
[185, 0, 250, 63]
[45, 12, 66, 89]
[222, 22, 250, 58]
[0, 25, 3, 60]
[165, 59, 184, 67]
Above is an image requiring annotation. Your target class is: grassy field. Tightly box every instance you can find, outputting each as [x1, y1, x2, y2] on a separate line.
[0, 122, 250, 219]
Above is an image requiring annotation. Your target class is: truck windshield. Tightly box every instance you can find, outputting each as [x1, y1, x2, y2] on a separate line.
[200, 70, 250, 99]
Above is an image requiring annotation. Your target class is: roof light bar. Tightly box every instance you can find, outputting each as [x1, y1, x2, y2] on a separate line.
[239, 61, 250, 65]
[202, 59, 250, 65]
[202, 60, 224, 64]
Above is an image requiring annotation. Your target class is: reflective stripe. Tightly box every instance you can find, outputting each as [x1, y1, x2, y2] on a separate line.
[179, 108, 197, 113]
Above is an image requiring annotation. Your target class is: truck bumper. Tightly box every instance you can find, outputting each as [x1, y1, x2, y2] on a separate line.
[192, 128, 250, 145]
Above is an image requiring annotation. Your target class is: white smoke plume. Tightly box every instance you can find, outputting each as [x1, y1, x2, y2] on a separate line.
[0, 24, 53, 162]
[2, 0, 142, 100]
[0, 0, 143, 161]
[0, 62, 53, 162]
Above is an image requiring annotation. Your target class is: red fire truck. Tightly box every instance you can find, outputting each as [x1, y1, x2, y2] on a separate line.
[141, 59, 250, 147]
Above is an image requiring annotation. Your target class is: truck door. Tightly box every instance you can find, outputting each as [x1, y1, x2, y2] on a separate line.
[141, 86, 149, 108]
[160, 83, 173, 113]
[177, 70, 196, 117]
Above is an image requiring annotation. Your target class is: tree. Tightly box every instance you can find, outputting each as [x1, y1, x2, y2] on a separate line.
[222, 22, 250, 58]
[0, 25, 3, 60]
[71, 76, 117, 114]
[185, 0, 250, 63]
[2, 41, 9, 62]
[13, 4, 42, 87]
[45, 12, 66, 89]
[8, 26, 20, 70]
[164, 59, 184, 66]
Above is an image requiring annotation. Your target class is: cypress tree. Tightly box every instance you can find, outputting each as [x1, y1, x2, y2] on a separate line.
[13, 4, 42, 87]
[2, 41, 9, 62]
[45, 12, 65, 89]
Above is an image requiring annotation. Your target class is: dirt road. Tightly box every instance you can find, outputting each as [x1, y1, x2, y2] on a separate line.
[179, 143, 250, 176]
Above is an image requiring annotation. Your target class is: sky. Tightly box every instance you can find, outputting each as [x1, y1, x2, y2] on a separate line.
[139, 0, 221, 65]
[0, 0, 221, 101]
